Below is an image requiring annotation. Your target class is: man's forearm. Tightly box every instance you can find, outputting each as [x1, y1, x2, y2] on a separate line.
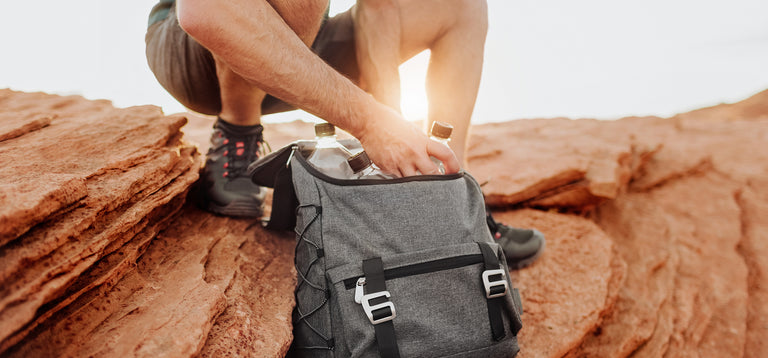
[176, 0, 460, 177]
[176, 0, 377, 138]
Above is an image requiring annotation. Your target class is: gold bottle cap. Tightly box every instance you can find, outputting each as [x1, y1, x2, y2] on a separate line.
[315, 122, 336, 137]
[430, 121, 453, 139]
[347, 151, 373, 174]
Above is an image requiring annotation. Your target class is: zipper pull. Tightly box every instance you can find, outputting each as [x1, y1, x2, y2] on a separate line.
[286, 145, 298, 168]
[354, 277, 366, 304]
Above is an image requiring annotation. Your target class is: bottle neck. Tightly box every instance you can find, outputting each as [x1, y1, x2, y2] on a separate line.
[353, 162, 375, 175]
[357, 166, 375, 176]
[316, 135, 338, 148]
[430, 135, 450, 146]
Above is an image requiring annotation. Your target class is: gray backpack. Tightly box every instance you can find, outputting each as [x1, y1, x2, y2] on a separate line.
[250, 141, 523, 358]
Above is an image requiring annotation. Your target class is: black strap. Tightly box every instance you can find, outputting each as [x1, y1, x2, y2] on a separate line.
[362, 258, 401, 358]
[265, 158, 298, 230]
[478, 242, 507, 341]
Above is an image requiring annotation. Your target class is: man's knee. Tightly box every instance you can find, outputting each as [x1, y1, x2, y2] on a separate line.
[454, 0, 488, 35]
[399, 0, 488, 45]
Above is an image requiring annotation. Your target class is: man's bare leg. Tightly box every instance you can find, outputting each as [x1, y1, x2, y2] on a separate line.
[352, 0, 543, 269]
[353, 0, 488, 167]
[215, 61, 268, 126]
[214, 0, 329, 126]
[423, 0, 487, 167]
[181, 0, 330, 217]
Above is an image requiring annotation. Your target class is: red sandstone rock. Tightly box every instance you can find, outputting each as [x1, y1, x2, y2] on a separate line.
[467, 117, 661, 211]
[2, 88, 768, 358]
[737, 185, 768, 358]
[0, 90, 200, 352]
[468, 89, 768, 357]
[0, 111, 54, 142]
[495, 209, 625, 358]
[671, 89, 768, 123]
[197, 213, 296, 358]
[1, 90, 297, 357]
[570, 191, 682, 357]
[4, 207, 295, 358]
[0, 89, 186, 246]
[576, 93, 767, 357]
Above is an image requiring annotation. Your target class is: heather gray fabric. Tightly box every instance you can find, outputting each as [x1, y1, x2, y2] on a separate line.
[289, 144, 522, 358]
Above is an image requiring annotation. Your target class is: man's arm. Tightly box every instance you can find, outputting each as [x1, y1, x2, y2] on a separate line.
[176, 0, 459, 177]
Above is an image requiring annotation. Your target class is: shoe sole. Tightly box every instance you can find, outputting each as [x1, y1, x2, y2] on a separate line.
[206, 200, 264, 218]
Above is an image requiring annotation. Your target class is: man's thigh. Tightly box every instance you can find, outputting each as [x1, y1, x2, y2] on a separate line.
[146, 4, 360, 116]
[145, 5, 221, 115]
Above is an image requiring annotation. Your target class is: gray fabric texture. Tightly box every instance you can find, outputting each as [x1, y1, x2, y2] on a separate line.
[289, 144, 522, 357]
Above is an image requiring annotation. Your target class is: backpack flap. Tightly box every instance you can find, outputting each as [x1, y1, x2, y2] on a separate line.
[247, 138, 361, 231]
[249, 138, 359, 186]
[249, 141, 305, 187]
[248, 142, 307, 230]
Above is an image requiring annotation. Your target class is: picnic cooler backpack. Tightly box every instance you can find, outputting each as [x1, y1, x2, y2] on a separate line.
[249, 141, 523, 358]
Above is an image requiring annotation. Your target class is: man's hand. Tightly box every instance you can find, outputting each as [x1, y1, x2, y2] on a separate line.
[356, 103, 460, 177]
[351, 1, 461, 176]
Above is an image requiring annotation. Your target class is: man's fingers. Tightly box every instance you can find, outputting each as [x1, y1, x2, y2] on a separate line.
[357, 115, 460, 178]
[415, 157, 442, 176]
[376, 160, 405, 178]
[383, 142, 456, 178]
[427, 140, 460, 174]
[400, 166, 421, 178]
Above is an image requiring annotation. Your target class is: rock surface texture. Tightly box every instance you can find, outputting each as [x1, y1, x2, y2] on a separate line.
[0, 90, 295, 357]
[1, 88, 767, 357]
[468, 89, 768, 357]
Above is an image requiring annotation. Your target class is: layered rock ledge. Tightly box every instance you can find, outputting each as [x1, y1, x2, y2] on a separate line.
[469, 90, 768, 357]
[0, 90, 198, 353]
[0, 90, 294, 357]
[2, 88, 767, 357]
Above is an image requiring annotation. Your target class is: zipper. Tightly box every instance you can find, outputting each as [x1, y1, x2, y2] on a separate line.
[292, 145, 464, 186]
[343, 253, 483, 290]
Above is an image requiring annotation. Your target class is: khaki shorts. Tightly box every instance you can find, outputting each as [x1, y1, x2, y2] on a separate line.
[145, 5, 359, 115]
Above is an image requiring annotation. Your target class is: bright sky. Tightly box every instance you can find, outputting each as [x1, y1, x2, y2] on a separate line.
[1, 0, 767, 123]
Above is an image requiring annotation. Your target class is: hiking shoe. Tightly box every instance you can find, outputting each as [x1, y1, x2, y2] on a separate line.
[487, 211, 546, 269]
[200, 118, 267, 217]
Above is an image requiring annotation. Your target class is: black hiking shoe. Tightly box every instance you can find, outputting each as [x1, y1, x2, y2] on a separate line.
[487, 211, 546, 270]
[200, 118, 267, 217]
